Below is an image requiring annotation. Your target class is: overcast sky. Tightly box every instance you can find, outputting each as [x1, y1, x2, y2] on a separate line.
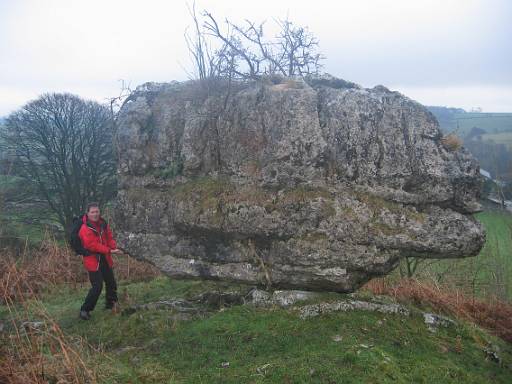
[0, 0, 511, 116]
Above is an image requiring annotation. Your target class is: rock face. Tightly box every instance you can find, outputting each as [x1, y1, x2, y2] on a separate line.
[114, 75, 485, 292]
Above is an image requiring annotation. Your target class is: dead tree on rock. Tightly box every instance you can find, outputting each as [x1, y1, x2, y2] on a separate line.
[185, 6, 324, 81]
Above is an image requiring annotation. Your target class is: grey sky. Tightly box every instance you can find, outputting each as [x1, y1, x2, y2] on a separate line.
[0, 0, 510, 116]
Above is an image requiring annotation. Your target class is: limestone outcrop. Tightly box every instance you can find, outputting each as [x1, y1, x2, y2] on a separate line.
[114, 75, 485, 292]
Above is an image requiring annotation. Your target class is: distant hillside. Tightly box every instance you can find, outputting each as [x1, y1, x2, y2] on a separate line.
[427, 106, 466, 132]
[427, 106, 512, 137]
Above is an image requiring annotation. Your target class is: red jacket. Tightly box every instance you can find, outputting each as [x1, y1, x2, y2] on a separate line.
[79, 215, 117, 272]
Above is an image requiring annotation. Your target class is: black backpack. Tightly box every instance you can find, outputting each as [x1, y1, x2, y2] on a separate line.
[70, 216, 91, 256]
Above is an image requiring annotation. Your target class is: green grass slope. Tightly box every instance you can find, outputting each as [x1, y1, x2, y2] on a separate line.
[2, 277, 510, 384]
[0, 175, 62, 246]
[473, 211, 512, 298]
[415, 210, 512, 301]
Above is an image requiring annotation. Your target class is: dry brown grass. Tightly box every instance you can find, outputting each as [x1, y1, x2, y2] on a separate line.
[0, 250, 95, 383]
[271, 78, 304, 90]
[441, 134, 463, 151]
[0, 234, 161, 383]
[1, 297, 99, 383]
[364, 277, 512, 343]
[0, 232, 160, 303]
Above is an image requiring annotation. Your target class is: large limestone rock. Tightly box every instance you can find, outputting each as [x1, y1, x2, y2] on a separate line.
[114, 75, 485, 292]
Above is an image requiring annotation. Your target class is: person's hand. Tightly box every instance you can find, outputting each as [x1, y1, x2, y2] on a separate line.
[111, 248, 123, 254]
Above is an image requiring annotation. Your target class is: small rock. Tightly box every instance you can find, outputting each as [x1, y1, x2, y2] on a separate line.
[248, 289, 272, 306]
[248, 289, 321, 307]
[21, 321, 44, 331]
[332, 335, 343, 342]
[256, 363, 271, 375]
[423, 313, 456, 332]
[484, 347, 501, 364]
[272, 290, 322, 307]
[191, 292, 245, 309]
[298, 300, 410, 319]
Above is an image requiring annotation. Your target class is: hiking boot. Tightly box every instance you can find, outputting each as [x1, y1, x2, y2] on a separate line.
[79, 310, 91, 320]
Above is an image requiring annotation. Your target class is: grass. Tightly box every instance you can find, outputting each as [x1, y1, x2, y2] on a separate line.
[473, 211, 512, 298]
[0, 174, 60, 246]
[0, 205, 59, 245]
[412, 210, 512, 301]
[2, 275, 512, 384]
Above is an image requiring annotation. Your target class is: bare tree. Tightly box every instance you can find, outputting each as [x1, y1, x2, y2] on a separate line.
[1, 93, 117, 234]
[107, 79, 132, 125]
[185, 5, 324, 81]
[275, 18, 324, 77]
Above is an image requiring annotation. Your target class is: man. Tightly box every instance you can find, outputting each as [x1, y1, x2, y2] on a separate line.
[79, 202, 122, 320]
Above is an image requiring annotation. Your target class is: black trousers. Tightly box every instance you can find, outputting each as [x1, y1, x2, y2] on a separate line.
[81, 254, 118, 312]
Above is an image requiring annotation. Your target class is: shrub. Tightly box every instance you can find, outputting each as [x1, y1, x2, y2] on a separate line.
[441, 134, 463, 151]
[0, 233, 160, 303]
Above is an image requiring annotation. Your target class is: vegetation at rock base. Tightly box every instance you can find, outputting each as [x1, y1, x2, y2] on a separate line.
[1, 270, 511, 383]
[1, 233, 512, 383]
[2, 135, 512, 383]
[408, 210, 512, 300]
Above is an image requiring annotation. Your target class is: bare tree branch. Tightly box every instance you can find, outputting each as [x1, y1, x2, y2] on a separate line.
[184, 7, 324, 82]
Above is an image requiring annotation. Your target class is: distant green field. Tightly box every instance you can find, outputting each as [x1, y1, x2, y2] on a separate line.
[471, 210, 512, 299]
[428, 107, 512, 136]
[451, 113, 512, 136]
[0, 174, 61, 246]
[479, 131, 512, 149]
[416, 210, 512, 301]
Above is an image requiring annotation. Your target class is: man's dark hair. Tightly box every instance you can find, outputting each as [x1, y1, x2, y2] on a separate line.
[86, 202, 100, 212]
